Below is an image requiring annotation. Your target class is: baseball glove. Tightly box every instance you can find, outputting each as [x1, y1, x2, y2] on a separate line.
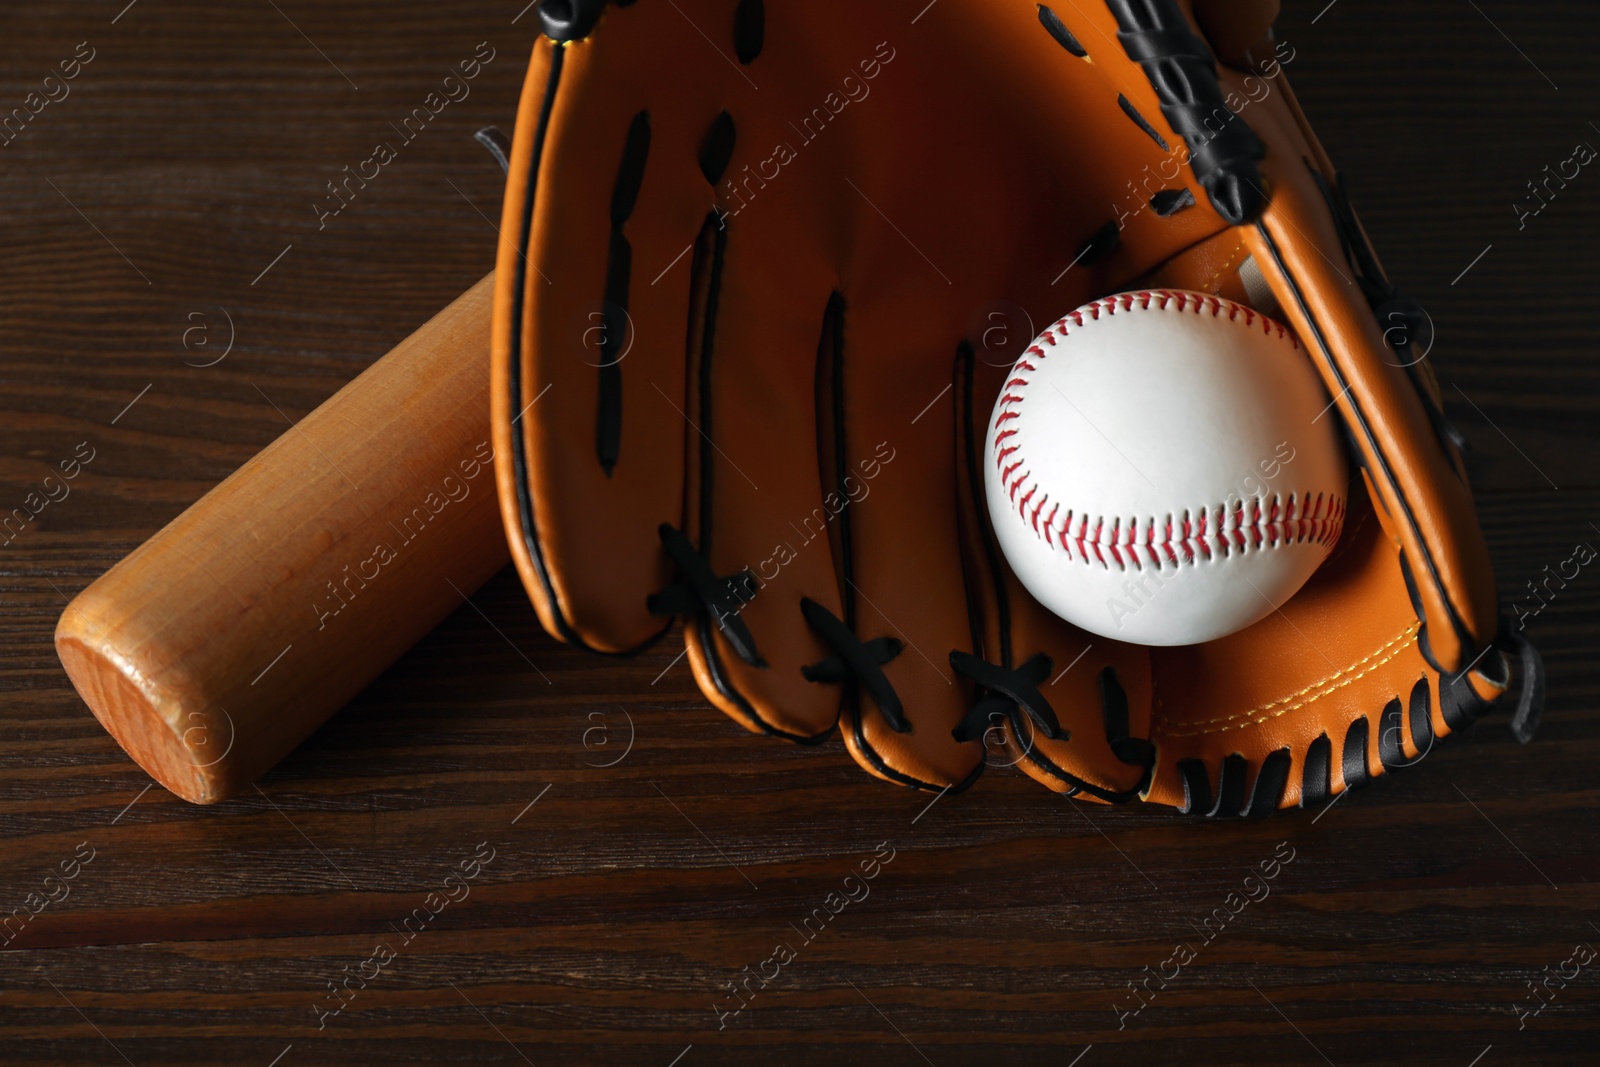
[490, 0, 1543, 814]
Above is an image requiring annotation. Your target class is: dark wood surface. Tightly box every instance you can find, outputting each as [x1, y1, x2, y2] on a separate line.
[3, 2, 1597, 1064]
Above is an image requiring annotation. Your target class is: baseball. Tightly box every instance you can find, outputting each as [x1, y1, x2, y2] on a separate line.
[985, 289, 1348, 646]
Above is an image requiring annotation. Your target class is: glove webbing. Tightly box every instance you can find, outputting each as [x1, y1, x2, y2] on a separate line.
[1107, 0, 1267, 225]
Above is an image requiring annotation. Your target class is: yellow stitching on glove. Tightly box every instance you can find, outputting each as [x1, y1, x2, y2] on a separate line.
[1156, 620, 1421, 739]
[1201, 241, 1249, 293]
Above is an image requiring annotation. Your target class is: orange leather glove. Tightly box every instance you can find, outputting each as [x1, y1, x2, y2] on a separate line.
[491, 0, 1541, 814]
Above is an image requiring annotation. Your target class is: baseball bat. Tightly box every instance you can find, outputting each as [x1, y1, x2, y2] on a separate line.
[55, 272, 508, 803]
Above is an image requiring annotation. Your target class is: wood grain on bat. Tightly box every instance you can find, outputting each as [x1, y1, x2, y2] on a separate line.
[55, 273, 508, 803]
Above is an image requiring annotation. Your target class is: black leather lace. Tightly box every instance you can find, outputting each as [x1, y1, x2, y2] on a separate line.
[949, 651, 1065, 743]
[800, 598, 906, 732]
[647, 523, 764, 667]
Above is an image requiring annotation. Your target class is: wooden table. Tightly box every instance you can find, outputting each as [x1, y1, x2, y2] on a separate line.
[2, 2, 1595, 1063]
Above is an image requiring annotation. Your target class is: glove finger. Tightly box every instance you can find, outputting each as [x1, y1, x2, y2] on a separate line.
[799, 285, 984, 792]
[492, 7, 742, 655]
[675, 215, 848, 742]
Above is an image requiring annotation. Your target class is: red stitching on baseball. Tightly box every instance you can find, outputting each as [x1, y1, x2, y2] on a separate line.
[1029, 491, 1049, 534]
[1035, 494, 1345, 571]
[1042, 502, 1060, 547]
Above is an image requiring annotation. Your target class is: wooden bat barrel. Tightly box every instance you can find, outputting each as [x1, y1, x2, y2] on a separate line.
[55, 273, 508, 803]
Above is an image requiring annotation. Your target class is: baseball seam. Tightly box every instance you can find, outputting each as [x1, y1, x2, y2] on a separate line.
[994, 289, 1341, 571]
[1034, 493, 1345, 571]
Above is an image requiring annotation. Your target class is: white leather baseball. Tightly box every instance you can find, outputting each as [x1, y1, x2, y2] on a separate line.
[985, 289, 1348, 646]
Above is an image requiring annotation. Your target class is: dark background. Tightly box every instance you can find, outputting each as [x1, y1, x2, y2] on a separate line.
[2, 1, 1596, 1064]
